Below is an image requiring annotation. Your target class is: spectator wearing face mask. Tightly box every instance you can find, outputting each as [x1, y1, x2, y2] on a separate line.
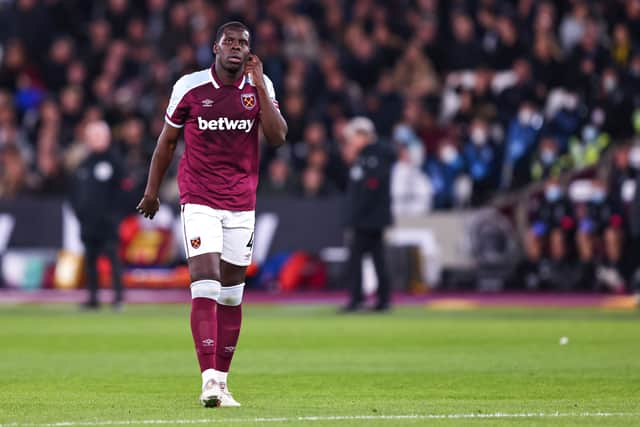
[594, 68, 635, 138]
[530, 136, 570, 182]
[520, 179, 575, 290]
[462, 117, 499, 205]
[568, 124, 610, 169]
[576, 181, 627, 292]
[543, 90, 581, 153]
[390, 125, 432, 217]
[501, 101, 543, 189]
[424, 140, 465, 210]
[608, 145, 637, 208]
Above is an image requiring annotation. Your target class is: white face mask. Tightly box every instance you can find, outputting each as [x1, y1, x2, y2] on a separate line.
[630, 146, 640, 168]
[545, 185, 563, 202]
[591, 190, 606, 203]
[518, 109, 533, 125]
[471, 128, 487, 146]
[582, 125, 598, 142]
[604, 76, 617, 92]
[541, 149, 556, 164]
[440, 145, 458, 164]
[407, 143, 424, 167]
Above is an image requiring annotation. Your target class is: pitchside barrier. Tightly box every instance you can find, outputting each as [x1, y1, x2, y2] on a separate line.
[0, 197, 513, 291]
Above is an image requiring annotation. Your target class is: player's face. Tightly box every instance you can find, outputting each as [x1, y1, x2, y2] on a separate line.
[214, 29, 251, 73]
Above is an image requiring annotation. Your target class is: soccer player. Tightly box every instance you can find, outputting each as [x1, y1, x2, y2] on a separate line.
[136, 21, 287, 407]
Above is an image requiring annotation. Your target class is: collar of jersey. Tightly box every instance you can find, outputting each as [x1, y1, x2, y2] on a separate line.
[210, 66, 246, 90]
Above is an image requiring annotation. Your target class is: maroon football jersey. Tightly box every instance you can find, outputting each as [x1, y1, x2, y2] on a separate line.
[165, 66, 279, 211]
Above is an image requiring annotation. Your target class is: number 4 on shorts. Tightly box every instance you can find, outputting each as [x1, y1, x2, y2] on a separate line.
[246, 232, 254, 248]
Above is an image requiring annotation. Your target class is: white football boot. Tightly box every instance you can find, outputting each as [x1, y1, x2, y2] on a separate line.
[199, 378, 222, 407]
[218, 382, 241, 407]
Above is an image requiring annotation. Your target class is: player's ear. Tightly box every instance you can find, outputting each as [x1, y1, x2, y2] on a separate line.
[212, 42, 220, 55]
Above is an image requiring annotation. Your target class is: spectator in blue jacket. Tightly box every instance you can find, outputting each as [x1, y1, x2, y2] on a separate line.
[425, 139, 465, 210]
[501, 101, 543, 189]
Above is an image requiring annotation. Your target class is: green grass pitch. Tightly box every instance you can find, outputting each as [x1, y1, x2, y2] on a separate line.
[1, 304, 639, 426]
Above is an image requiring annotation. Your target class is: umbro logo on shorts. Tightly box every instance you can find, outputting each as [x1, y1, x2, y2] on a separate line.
[224, 346, 236, 353]
[202, 338, 214, 347]
[191, 237, 201, 249]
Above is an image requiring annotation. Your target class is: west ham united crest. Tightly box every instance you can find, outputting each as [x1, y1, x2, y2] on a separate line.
[190, 237, 201, 249]
[241, 93, 256, 110]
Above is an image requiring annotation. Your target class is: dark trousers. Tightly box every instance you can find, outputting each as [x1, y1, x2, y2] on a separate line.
[344, 228, 390, 307]
[84, 237, 123, 304]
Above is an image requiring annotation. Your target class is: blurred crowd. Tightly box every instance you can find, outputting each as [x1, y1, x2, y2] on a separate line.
[1, 0, 640, 216]
[519, 142, 640, 292]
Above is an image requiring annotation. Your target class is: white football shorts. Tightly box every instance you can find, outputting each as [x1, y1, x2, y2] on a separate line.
[180, 203, 255, 266]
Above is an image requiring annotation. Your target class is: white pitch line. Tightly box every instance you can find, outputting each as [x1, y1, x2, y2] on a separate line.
[1, 412, 639, 427]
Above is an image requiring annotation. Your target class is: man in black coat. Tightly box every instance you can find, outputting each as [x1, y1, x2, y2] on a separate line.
[70, 121, 125, 310]
[341, 117, 395, 312]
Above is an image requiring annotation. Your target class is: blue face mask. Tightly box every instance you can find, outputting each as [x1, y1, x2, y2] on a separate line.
[591, 190, 606, 203]
[545, 186, 563, 202]
[541, 149, 556, 164]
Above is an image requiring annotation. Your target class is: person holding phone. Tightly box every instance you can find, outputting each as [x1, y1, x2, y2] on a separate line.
[136, 21, 287, 407]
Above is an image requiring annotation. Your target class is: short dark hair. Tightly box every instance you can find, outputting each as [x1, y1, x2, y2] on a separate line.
[215, 21, 250, 43]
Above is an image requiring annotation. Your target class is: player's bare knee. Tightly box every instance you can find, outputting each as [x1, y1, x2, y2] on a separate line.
[221, 260, 247, 285]
[188, 253, 222, 283]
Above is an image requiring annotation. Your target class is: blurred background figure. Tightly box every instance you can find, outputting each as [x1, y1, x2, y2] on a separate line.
[341, 117, 395, 312]
[69, 121, 125, 310]
[521, 178, 575, 290]
[390, 125, 432, 217]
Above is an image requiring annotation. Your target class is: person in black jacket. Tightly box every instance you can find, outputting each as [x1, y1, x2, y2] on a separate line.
[340, 117, 395, 312]
[70, 120, 125, 310]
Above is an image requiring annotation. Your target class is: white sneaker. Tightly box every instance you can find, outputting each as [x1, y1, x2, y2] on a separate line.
[218, 382, 241, 407]
[199, 379, 222, 407]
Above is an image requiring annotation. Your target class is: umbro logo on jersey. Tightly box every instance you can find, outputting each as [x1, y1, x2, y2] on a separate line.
[201, 98, 214, 107]
[197, 116, 255, 133]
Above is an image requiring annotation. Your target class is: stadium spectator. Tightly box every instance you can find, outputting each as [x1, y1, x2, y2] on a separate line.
[501, 101, 543, 189]
[390, 132, 432, 217]
[0, 144, 31, 199]
[425, 138, 466, 209]
[530, 136, 567, 183]
[297, 166, 330, 199]
[521, 179, 575, 290]
[575, 180, 627, 292]
[259, 157, 297, 196]
[462, 117, 499, 205]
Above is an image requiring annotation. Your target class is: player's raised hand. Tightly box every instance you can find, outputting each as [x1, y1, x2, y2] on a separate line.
[245, 54, 265, 88]
[136, 194, 160, 219]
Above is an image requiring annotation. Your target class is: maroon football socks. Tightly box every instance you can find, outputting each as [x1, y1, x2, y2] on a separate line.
[191, 297, 217, 371]
[215, 283, 245, 373]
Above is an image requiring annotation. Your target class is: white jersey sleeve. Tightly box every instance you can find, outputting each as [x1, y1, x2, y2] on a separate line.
[262, 74, 279, 111]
